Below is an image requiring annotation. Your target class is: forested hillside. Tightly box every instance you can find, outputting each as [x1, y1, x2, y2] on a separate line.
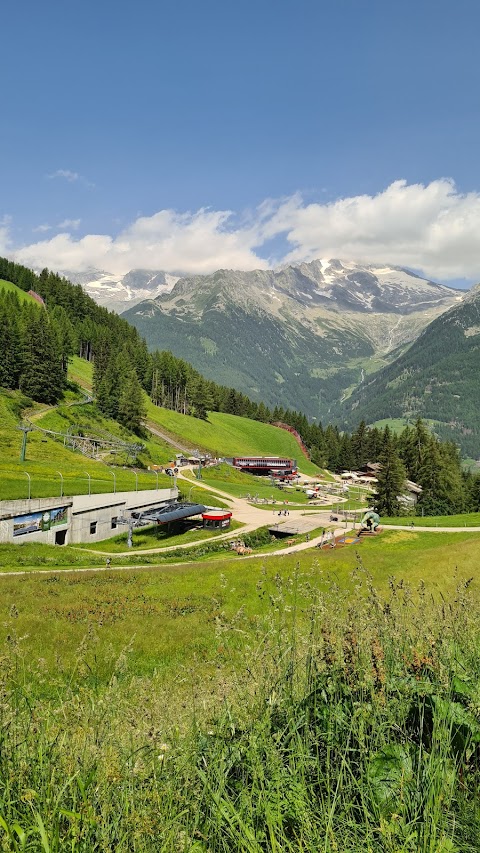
[339, 284, 480, 457]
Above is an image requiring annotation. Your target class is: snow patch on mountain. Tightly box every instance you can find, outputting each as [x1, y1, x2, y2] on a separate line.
[62, 268, 179, 313]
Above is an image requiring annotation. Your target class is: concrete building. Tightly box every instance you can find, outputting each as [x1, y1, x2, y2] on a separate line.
[0, 486, 178, 546]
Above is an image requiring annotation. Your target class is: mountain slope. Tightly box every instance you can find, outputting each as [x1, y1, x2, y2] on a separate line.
[338, 284, 480, 457]
[122, 259, 461, 417]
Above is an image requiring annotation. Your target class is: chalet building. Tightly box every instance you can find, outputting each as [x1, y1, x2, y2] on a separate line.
[343, 463, 423, 505]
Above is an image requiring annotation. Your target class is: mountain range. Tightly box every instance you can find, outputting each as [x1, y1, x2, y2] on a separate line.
[67, 258, 480, 456]
[119, 259, 461, 418]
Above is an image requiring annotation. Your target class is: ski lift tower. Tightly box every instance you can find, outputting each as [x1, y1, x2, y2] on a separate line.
[17, 422, 34, 462]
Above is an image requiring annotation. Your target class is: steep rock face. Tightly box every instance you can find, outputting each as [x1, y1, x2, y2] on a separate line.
[122, 259, 461, 417]
[338, 284, 480, 457]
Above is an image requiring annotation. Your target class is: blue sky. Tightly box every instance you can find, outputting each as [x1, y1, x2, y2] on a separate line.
[2, 0, 480, 282]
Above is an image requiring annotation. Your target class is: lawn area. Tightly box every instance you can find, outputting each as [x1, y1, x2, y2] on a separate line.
[0, 389, 173, 499]
[75, 519, 244, 553]
[1, 529, 479, 675]
[68, 354, 94, 389]
[383, 512, 480, 527]
[35, 401, 173, 468]
[184, 463, 311, 503]
[177, 480, 232, 507]
[0, 278, 38, 304]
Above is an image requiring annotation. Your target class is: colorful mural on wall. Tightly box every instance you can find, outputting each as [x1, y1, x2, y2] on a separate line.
[13, 506, 69, 537]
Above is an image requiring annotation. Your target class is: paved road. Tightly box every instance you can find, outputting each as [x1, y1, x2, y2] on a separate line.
[384, 524, 480, 532]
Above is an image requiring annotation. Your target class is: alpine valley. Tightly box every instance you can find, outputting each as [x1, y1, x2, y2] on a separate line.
[119, 259, 461, 419]
[337, 283, 480, 458]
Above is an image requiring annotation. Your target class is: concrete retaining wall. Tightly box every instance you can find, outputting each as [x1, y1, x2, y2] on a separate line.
[0, 487, 178, 545]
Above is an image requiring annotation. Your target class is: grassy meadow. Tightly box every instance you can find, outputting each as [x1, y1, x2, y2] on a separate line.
[68, 354, 94, 389]
[74, 519, 245, 553]
[1, 529, 479, 677]
[184, 463, 312, 503]
[4, 355, 480, 848]
[0, 356, 324, 502]
[2, 532, 480, 849]
[382, 512, 480, 527]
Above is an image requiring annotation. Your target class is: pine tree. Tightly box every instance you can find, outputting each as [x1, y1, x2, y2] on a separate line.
[117, 370, 147, 434]
[19, 306, 63, 403]
[0, 292, 22, 389]
[373, 428, 406, 516]
[51, 305, 76, 376]
[351, 420, 369, 468]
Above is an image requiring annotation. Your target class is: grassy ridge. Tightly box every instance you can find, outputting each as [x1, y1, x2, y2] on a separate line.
[69, 357, 321, 475]
[146, 400, 320, 474]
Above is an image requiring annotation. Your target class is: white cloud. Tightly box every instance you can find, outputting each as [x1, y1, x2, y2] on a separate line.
[57, 218, 81, 230]
[261, 179, 480, 280]
[13, 208, 268, 276]
[33, 223, 52, 233]
[47, 169, 80, 182]
[47, 170, 95, 189]
[6, 179, 480, 281]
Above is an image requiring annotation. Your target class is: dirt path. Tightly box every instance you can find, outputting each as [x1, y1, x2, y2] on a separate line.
[2, 521, 480, 579]
[146, 422, 197, 454]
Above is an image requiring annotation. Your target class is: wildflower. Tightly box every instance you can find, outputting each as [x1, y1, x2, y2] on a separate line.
[157, 742, 170, 760]
[21, 789, 37, 802]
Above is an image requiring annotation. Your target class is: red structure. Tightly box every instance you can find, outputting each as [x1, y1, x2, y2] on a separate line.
[202, 510, 232, 529]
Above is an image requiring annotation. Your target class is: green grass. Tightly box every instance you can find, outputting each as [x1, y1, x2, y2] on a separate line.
[69, 357, 328, 480]
[382, 511, 480, 527]
[0, 278, 38, 304]
[74, 519, 244, 553]
[71, 357, 327, 479]
[189, 463, 311, 503]
[68, 354, 94, 389]
[146, 401, 321, 475]
[1, 529, 479, 663]
[178, 481, 231, 507]
[370, 416, 449, 436]
[0, 389, 174, 499]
